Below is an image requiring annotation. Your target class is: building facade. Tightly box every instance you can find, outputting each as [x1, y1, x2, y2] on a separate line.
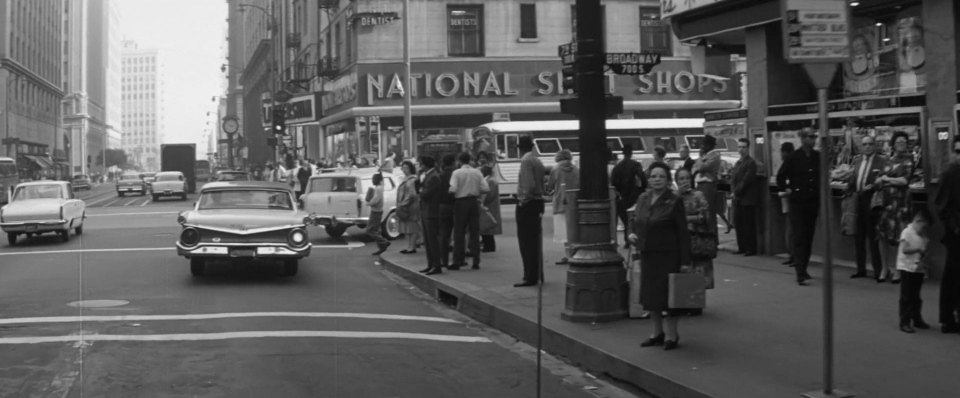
[120, 41, 165, 171]
[226, 0, 743, 169]
[666, 0, 959, 275]
[0, 0, 65, 180]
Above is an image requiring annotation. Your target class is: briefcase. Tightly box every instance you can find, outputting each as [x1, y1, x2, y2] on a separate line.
[668, 273, 706, 309]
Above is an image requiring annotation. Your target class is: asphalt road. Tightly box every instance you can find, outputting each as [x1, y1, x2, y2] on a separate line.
[0, 184, 630, 398]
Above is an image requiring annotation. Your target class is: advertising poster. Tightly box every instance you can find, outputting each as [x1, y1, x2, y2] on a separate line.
[895, 15, 925, 94]
[843, 20, 882, 97]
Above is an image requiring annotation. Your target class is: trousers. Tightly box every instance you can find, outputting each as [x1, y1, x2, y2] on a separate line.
[899, 270, 925, 324]
[854, 193, 883, 276]
[438, 204, 454, 267]
[939, 234, 960, 326]
[734, 202, 757, 254]
[366, 211, 388, 247]
[421, 216, 440, 269]
[452, 198, 480, 267]
[788, 202, 819, 278]
[516, 200, 544, 283]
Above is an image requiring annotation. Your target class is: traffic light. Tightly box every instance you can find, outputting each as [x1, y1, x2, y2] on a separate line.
[272, 107, 286, 135]
[561, 66, 577, 94]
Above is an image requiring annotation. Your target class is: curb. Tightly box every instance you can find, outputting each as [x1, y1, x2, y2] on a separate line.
[379, 257, 714, 398]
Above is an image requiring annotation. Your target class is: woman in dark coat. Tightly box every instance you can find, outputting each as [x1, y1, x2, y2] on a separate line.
[629, 162, 692, 351]
[479, 165, 502, 252]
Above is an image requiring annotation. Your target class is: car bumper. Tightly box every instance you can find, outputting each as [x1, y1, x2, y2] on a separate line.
[1, 219, 68, 233]
[176, 242, 311, 259]
[305, 215, 366, 227]
[117, 187, 144, 192]
[154, 190, 185, 196]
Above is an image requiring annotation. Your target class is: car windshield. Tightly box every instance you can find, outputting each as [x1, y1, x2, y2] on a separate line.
[218, 172, 247, 181]
[13, 185, 62, 200]
[120, 175, 140, 181]
[157, 174, 181, 181]
[197, 189, 293, 210]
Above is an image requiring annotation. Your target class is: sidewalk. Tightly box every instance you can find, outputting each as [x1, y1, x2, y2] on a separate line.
[379, 230, 959, 398]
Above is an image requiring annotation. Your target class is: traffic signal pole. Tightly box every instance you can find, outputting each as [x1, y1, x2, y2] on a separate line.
[561, 0, 628, 323]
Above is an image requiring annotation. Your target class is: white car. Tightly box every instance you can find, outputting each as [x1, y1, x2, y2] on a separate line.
[301, 168, 401, 240]
[0, 181, 86, 245]
[151, 171, 188, 201]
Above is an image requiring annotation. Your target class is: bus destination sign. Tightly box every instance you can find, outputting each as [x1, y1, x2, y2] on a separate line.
[604, 52, 661, 75]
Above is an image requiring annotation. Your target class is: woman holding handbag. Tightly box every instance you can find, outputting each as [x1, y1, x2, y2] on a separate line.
[675, 168, 716, 315]
[629, 162, 692, 351]
[479, 165, 502, 252]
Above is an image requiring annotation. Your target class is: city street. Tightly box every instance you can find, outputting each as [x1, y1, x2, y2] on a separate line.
[0, 184, 620, 398]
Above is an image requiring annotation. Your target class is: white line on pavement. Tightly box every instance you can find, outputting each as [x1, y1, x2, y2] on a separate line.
[0, 247, 171, 256]
[0, 312, 460, 325]
[140, 198, 151, 207]
[85, 211, 179, 217]
[0, 331, 492, 345]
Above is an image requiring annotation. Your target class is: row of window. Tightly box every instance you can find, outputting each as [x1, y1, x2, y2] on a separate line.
[123, 93, 157, 99]
[124, 57, 156, 65]
[10, 0, 60, 83]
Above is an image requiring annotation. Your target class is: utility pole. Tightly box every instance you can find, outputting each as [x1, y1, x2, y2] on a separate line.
[561, 0, 628, 322]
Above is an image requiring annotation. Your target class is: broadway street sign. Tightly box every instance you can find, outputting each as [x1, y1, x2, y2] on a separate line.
[604, 52, 662, 75]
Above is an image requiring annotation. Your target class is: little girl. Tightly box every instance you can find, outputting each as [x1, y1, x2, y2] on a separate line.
[897, 208, 932, 333]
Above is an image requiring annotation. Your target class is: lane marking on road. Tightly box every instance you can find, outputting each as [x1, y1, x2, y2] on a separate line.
[85, 211, 179, 217]
[0, 331, 492, 345]
[0, 312, 460, 325]
[0, 247, 171, 256]
[140, 198, 151, 207]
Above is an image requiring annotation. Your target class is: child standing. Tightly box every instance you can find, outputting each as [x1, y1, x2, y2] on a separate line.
[897, 208, 932, 333]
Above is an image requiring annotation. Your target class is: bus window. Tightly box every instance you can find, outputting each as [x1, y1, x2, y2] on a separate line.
[606, 137, 623, 153]
[496, 134, 521, 160]
[557, 138, 581, 153]
[685, 135, 728, 150]
[534, 138, 561, 155]
[654, 137, 678, 153]
[619, 137, 645, 152]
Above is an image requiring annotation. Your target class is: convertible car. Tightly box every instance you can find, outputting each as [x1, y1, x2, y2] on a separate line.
[175, 181, 311, 277]
[0, 181, 86, 245]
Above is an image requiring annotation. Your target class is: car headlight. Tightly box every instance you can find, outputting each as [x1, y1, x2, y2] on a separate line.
[180, 227, 200, 246]
[288, 228, 307, 247]
[302, 216, 313, 225]
[177, 215, 187, 225]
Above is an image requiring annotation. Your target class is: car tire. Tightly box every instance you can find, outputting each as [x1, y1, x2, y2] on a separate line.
[7, 232, 16, 246]
[152, 195, 159, 202]
[282, 259, 299, 276]
[60, 229, 70, 242]
[382, 210, 402, 240]
[324, 225, 347, 238]
[190, 258, 205, 276]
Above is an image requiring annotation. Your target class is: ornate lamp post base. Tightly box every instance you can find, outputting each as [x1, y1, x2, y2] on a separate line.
[561, 199, 628, 323]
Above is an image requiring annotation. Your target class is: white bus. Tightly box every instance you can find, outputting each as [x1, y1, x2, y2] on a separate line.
[471, 118, 727, 197]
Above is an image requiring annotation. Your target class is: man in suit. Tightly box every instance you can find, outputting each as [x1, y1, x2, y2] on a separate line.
[847, 135, 886, 279]
[776, 128, 820, 286]
[731, 138, 760, 256]
[438, 154, 457, 269]
[935, 136, 960, 333]
[610, 144, 646, 245]
[417, 156, 443, 275]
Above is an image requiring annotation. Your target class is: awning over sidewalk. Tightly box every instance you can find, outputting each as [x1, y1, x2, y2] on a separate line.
[22, 155, 55, 169]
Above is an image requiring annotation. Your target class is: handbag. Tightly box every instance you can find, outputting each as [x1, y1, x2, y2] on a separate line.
[479, 206, 498, 230]
[840, 193, 858, 236]
[869, 190, 884, 210]
[690, 231, 718, 259]
[668, 272, 706, 309]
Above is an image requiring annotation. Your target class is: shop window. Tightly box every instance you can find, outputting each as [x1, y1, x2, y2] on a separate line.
[639, 6, 672, 56]
[520, 3, 537, 39]
[448, 5, 484, 57]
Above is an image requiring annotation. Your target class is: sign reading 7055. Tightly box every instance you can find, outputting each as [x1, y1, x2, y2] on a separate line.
[604, 52, 662, 75]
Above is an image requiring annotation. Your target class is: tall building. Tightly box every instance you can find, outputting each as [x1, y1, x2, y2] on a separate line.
[121, 40, 165, 171]
[0, 0, 65, 179]
[63, 0, 120, 177]
[105, 0, 123, 151]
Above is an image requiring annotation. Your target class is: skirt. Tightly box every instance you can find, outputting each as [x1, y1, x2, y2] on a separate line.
[640, 250, 681, 312]
[553, 213, 567, 243]
[398, 220, 420, 235]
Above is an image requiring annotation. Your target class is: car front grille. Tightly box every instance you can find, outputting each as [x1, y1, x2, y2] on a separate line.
[196, 228, 290, 244]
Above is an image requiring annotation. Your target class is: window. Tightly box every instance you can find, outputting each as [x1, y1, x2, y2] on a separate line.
[447, 5, 483, 56]
[534, 138, 560, 154]
[520, 3, 537, 39]
[639, 6, 672, 56]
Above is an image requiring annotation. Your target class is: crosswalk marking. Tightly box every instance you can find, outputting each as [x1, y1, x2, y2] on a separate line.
[0, 331, 493, 345]
[0, 312, 460, 325]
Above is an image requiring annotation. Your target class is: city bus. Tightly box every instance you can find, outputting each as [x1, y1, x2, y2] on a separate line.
[0, 157, 20, 205]
[470, 118, 724, 197]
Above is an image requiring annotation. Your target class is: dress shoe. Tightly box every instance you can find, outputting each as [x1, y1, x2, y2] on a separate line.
[471, 263, 480, 270]
[782, 257, 795, 265]
[447, 264, 462, 271]
[372, 242, 391, 255]
[640, 333, 665, 347]
[913, 318, 931, 330]
[941, 324, 960, 334]
[891, 278, 901, 284]
[742, 252, 755, 257]
[850, 272, 867, 279]
[900, 324, 916, 334]
[733, 250, 745, 255]
[418, 267, 432, 273]
[400, 249, 417, 254]
[513, 281, 537, 287]
[663, 336, 680, 351]
[425, 268, 443, 275]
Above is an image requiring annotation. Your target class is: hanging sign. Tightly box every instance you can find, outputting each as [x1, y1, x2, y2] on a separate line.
[781, 0, 851, 63]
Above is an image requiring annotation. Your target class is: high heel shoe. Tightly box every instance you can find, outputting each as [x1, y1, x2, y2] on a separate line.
[640, 333, 665, 347]
[664, 335, 680, 351]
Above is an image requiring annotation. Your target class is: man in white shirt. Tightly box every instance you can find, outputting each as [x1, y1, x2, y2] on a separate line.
[448, 151, 489, 270]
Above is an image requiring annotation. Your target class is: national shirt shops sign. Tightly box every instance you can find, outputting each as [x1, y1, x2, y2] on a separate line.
[358, 60, 739, 106]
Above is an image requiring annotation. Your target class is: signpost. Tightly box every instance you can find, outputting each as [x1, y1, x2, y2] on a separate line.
[558, 42, 577, 66]
[782, 1, 853, 397]
[603, 52, 661, 75]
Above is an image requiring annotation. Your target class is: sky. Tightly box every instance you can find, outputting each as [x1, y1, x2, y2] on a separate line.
[116, 0, 228, 158]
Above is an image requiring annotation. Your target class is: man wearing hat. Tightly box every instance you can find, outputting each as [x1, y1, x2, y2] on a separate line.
[776, 127, 821, 285]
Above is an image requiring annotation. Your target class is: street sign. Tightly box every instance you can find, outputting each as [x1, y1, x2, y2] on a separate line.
[781, 0, 850, 63]
[604, 52, 661, 75]
[558, 42, 577, 66]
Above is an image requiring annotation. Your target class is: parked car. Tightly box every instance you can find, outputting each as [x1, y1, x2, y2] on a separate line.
[302, 168, 401, 240]
[215, 170, 251, 182]
[175, 181, 311, 277]
[0, 181, 86, 245]
[151, 171, 188, 201]
[141, 172, 158, 191]
[116, 172, 146, 197]
[71, 174, 91, 191]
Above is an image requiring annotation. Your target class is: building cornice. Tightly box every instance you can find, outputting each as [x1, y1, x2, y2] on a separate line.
[1, 58, 65, 96]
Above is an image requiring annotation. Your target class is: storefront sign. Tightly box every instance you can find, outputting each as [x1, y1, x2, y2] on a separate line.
[285, 94, 320, 125]
[352, 12, 399, 27]
[321, 73, 358, 114]
[781, 0, 850, 63]
[661, 0, 730, 19]
[768, 94, 924, 116]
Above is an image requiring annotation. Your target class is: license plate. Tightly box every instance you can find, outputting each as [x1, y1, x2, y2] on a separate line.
[25, 224, 37, 232]
[164, 190, 172, 194]
[230, 248, 255, 257]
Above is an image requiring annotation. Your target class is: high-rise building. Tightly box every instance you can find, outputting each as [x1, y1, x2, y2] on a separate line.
[63, 0, 120, 177]
[0, 0, 65, 179]
[105, 0, 123, 151]
[121, 40, 165, 171]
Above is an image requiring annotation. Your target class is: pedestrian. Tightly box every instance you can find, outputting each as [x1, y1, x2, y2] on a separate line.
[448, 152, 488, 270]
[610, 144, 647, 245]
[514, 135, 545, 287]
[479, 165, 502, 253]
[286, 159, 299, 193]
[692, 135, 724, 235]
[935, 135, 960, 334]
[264, 163, 277, 182]
[396, 160, 422, 255]
[731, 138, 760, 256]
[875, 131, 916, 283]
[675, 167, 715, 316]
[846, 135, 887, 279]
[629, 162, 691, 350]
[546, 149, 579, 265]
[418, 156, 443, 275]
[777, 142, 796, 266]
[650, 145, 666, 167]
[776, 127, 820, 286]
[896, 208, 933, 333]
[296, 159, 312, 199]
[679, 145, 695, 172]
[366, 173, 391, 255]
[438, 154, 457, 269]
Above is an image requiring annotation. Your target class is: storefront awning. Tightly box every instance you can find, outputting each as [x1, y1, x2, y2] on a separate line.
[23, 155, 55, 169]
